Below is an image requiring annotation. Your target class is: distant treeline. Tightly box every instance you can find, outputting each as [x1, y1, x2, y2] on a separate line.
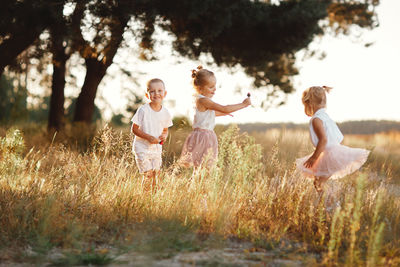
[237, 120, 400, 135]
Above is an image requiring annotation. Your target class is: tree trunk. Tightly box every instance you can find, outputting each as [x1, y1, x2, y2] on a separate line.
[48, 40, 67, 131]
[48, 3, 68, 132]
[73, 58, 106, 123]
[73, 15, 129, 124]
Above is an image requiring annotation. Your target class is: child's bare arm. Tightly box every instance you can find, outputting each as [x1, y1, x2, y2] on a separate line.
[198, 97, 250, 114]
[304, 118, 327, 168]
[215, 111, 233, 117]
[131, 123, 159, 144]
[159, 128, 168, 142]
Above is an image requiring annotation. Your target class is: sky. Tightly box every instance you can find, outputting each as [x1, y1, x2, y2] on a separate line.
[98, 0, 400, 125]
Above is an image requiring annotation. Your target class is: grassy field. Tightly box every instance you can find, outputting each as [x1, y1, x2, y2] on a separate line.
[0, 123, 399, 266]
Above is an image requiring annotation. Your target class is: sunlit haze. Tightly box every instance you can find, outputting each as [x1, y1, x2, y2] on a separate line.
[97, 0, 400, 125]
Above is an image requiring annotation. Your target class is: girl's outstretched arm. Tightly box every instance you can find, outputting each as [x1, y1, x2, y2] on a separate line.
[304, 118, 327, 168]
[215, 111, 233, 117]
[198, 97, 250, 114]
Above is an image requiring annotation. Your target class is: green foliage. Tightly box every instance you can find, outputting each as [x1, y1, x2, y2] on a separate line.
[325, 176, 386, 266]
[172, 116, 192, 130]
[0, 74, 28, 122]
[110, 113, 125, 126]
[0, 128, 26, 177]
[217, 124, 263, 185]
[0, 73, 50, 123]
[0, 0, 381, 128]
[149, 0, 378, 104]
[0, 128, 25, 155]
[28, 95, 50, 123]
[0, 0, 56, 37]
[366, 191, 385, 267]
[327, 1, 379, 34]
[152, 0, 327, 98]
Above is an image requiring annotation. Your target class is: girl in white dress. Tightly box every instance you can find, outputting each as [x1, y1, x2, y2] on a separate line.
[296, 86, 370, 193]
[180, 66, 251, 167]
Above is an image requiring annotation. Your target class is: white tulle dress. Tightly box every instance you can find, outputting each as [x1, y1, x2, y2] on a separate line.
[296, 108, 369, 179]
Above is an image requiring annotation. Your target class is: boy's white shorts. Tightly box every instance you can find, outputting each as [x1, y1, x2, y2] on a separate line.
[134, 152, 162, 173]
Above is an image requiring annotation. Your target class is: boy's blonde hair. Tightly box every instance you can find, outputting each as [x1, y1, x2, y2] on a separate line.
[302, 86, 332, 116]
[146, 78, 165, 91]
[191, 65, 214, 93]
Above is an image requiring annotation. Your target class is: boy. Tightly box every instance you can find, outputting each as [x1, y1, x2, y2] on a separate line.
[131, 78, 173, 190]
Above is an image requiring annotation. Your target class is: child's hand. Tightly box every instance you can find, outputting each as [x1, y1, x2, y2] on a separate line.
[243, 97, 251, 106]
[159, 134, 167, 143]
[158, 128, 168, 145]
[304, 155, 317, 169]
[148, 136, 159, 144]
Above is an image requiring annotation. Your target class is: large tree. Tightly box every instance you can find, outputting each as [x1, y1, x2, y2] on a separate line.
[0, 0, 379, 127]
[48, 1, 87, 130]
[150, 0, 379, 105]
[0, 0, 56, 78]
[48, 2, 69, 130]
[72, 1, 131, 123]
[0, 0, 70, 130]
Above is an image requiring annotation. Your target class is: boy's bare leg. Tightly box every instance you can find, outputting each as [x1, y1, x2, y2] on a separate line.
[140, 173, 146, 190]
[142, 170, 156, 191]
[152, 170, 161, 191]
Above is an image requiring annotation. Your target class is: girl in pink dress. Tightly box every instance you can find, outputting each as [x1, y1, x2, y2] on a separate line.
[180, 66, 251, 167]
[296, 86, 370, 193]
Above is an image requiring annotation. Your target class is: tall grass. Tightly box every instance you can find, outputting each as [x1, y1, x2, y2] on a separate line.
[0, 124, 399, 265]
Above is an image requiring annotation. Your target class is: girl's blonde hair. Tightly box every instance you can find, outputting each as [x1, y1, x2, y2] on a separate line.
[302, 86, 332, 116]
[191, 66, 214, 93]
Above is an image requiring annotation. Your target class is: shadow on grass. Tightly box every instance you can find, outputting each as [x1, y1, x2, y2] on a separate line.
[50, 250, 114, 266]
[118, 218, 216, 260]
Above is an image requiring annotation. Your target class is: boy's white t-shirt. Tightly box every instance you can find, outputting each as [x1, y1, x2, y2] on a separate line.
[131, 103, 173, 154]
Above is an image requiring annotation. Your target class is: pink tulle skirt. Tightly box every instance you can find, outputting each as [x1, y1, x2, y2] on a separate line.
[180, 128, 218, 167]
[296, 144, 370, 179]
